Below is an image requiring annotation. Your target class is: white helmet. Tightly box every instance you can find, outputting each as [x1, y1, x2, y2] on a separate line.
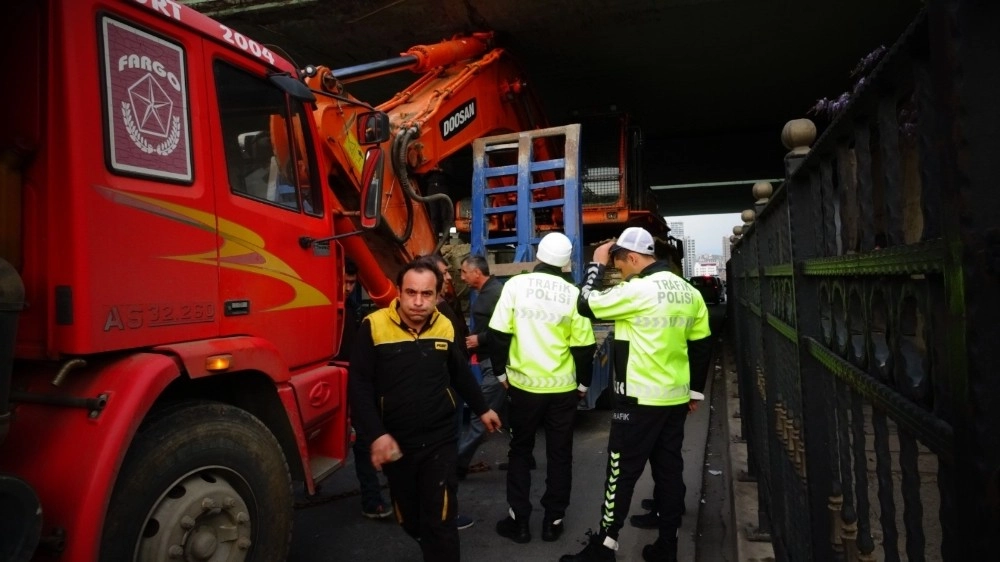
[536, 232, 573, 268]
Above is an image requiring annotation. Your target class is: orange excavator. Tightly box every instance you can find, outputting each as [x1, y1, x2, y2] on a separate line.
[299, 32, 537, 303]
[301, 32, 676, 302]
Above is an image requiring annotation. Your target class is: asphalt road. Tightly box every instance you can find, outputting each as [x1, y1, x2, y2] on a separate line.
[289, 304, 729, 561]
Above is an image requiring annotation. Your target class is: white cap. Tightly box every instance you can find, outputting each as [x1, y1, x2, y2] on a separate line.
[611, 226, 655, 256]
[536, 232, 573, 267]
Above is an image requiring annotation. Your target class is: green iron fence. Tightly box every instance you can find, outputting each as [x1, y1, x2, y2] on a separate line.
[729, 3, 1000, 560]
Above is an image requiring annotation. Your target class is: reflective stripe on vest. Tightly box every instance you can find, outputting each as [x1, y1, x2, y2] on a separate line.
[506, 367, 577, 391]
[614, 379, 691, 402]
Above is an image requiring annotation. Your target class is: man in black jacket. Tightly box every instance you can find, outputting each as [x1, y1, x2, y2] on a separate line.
[349, 257, 501, 562]
[456, 255, 506, 477]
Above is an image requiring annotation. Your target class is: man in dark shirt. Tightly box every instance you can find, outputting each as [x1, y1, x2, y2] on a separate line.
[349, 257, 501, 562]
[337, 259, 393, 520]
[456, 255, 506, 477]
[425, 253, 468, 357]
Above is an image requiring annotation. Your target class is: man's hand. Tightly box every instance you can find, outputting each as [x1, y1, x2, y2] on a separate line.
[370, 433, 403, 471]
[592, 240, 616, 266]
[688, 400, 700, 413]
[480, 409, 502, 432]
[465, 334, 479, 349]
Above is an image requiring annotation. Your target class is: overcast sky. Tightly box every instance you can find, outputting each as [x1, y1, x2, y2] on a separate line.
[665, 213, 742, 256]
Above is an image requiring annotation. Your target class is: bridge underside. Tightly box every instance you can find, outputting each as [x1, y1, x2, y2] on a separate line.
[185, 0, 922, 215]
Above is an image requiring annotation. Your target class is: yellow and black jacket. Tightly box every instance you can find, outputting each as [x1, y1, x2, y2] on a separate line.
[348, 299, 488, 451]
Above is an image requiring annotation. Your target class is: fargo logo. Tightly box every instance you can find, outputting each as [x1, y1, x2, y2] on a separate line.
[118, 58, 182, 156]
[440, 99, 477, 140]
[102, 17, 192, 181]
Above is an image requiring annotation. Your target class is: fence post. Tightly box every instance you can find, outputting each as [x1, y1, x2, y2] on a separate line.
[782, 117, 842, 562]
[782, 118, 816, 176]
[753, 181, 773, 216]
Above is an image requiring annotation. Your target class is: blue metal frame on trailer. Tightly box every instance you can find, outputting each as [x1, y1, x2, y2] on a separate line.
[470, 125, 583, 283]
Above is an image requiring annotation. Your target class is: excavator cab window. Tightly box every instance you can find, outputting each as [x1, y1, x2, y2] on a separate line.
[580, 116, 625, 207]
[215, 61, 321, 215]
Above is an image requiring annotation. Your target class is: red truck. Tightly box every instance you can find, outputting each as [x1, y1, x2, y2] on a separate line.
[0, 1, 395, 559]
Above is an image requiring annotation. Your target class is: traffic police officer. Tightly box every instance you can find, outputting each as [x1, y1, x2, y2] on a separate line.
[561, 226, 712, 562]
[489, 232, 596, 544]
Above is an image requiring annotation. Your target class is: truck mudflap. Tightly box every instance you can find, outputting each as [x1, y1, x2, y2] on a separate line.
[0, 352, 181, 561]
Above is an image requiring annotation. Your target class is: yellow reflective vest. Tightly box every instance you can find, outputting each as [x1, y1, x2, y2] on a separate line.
[489, 270, 595, 393]
[586, 267, 711, 406]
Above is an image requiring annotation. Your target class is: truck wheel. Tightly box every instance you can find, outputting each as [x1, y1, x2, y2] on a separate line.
[100, 402, 292, 562]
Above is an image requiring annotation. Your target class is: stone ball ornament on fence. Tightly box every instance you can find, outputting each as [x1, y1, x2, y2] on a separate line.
[753, 181, 773, 210]
[752, 181, 773, 201]
[781, 118, 817, 156]
[733, 225, 744, 236]
[742, 209, 756, 224]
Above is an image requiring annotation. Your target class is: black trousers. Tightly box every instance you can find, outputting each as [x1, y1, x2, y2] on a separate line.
[506, 386, 579, 521]
[382, 439, 460, 562]
[599, 402, 688, 541]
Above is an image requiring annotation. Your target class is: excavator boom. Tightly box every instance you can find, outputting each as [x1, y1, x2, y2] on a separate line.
[333, 32, 495, 84]
[306, 34, 547, 304]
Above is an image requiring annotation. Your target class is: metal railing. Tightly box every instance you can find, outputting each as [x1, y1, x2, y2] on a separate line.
[729, 3, 1000, 560]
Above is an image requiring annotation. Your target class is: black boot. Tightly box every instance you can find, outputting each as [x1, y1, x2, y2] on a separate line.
[542, 516, 564, 542]
[560, 532, 616, 561]
[640, 498, 685, 515]
[629, 510, 659, 529]
[496, 515, 531, 543]
[641, 536, 678, 562]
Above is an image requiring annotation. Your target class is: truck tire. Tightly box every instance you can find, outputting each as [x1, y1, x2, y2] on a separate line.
[100, 402, 292, 562]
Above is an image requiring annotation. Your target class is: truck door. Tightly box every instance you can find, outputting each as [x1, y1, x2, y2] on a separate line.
[206, 56, 340, 369]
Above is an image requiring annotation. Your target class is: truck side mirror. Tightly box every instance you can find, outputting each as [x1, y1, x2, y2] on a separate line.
[357, 111, 390, 145]
[359, 147, 384, 229]
[268, 72, 316, 103]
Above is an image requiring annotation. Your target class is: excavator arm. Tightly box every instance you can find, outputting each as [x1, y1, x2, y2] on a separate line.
[305, 33, 550, 305]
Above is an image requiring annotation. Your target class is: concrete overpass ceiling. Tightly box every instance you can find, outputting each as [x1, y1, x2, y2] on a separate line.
[186, 0, 924, 211]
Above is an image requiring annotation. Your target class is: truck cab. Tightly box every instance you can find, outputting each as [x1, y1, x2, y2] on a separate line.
[0, 1, 387, 559]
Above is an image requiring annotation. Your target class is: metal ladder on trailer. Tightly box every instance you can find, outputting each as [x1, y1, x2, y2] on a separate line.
[469, 124, 583, 282]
